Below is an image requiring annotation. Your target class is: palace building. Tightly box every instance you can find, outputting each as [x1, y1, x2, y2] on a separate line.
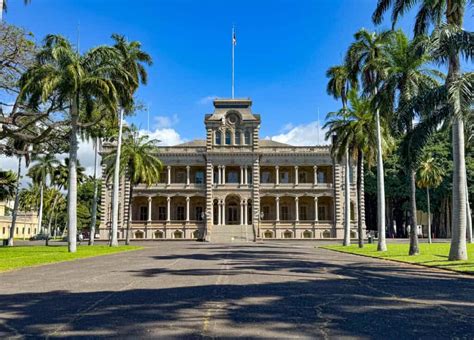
[99, 98, 365, 242]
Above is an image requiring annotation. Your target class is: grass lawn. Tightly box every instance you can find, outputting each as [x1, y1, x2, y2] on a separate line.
[322, 243, 474, 274]
[0, 245, 143, 272]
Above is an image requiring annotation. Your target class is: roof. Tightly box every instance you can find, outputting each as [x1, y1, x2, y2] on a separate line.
[174, 139, 292, 147]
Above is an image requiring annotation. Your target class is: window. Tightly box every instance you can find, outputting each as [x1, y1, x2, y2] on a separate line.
[216, 131, 222, 145]
[318, 171, 326, 183]
[158, 206, 166, 220]
[264, 230, 273, 238]
[247, 168, 253, 184]
[303, 230, 312, 238]
[299, 171, 307, 183]
[299, 205, 307, 220]
[159, 171, 166, 183]
[139, 206, 148, 221]
[28, 228, 30, 234]
[263, 206, 270, 220]
[2, 227, 5, 235]
[244, 130, 251, 144]
[135, 231, 144, 239]
[16, 228, 18, 235]
[174, 230, 183, 239]
[213, 170, 219, 184]
[280, 171, 289, 183]
[235, 130, 241, 145]
[318, 205, 328, 220]
[195, 171, 204, 184]
[283, 230, 293, 239]
[155, 230, 164, 239]
[176, 206, 185, 220]
[225, 130, 231, 145]
[176, 171, 186, 183]
[196, 207, 204, 221]
[281, 206, 289, 220]
[261, 171, 272, 183]
[228, 171, 239, 183]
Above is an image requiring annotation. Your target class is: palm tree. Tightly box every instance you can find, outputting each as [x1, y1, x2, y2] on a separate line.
[380, 30, 441, 255]
[346, 29, 393, 251]
[373, 0, 472, 260]
[109, 34, 152, 247]
[417, 153, 444, 243]
[0, 170, 17, 201]
[104, 129, 162, 245]
[5, 138, 30, 246]
[19, 35, 128, 252]
[325, 90, 392, 248]
[27, 153, 59, 236]
[326, 64, 357, 246]
[1, 0, 30, 21]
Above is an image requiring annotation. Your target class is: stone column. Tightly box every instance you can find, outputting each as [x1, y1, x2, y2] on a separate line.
[314, 197, 319, 221]
[240, 166, 244, 185]
[276, 196, 280, 222]
[185, 196, 190, 222]
[275, 166, 280, 186]
[167, 166, 171, 185]
[166, 197, 171, 222]
[222, 199, 226, 225]
[218, 165, 222, 185]
[244, 167, 248, 185]
[147, 197, 152, 222]
[295, 197, 299, 222]
[240, 200, 244, 225]
[218, 200, 222, 225]
[244, 199, 248, 225]
[222, 166, 226, 185]
[186, 166, 190, 186]
[295, 166, 299, 186]
[313, 166, 318, 185]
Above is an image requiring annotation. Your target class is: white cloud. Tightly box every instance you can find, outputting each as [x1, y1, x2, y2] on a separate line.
[197, 95, 217, 105]
[267, 121, 329, 146]
[139, 127, 185, 146]
[154, 114, 179, 129]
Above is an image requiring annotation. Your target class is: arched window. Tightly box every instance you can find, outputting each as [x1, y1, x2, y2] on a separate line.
[225, 130, 231, 145]
[244, 130, 251, 144]
[235, 130, 241, 145]
[215, 131, 222, 145]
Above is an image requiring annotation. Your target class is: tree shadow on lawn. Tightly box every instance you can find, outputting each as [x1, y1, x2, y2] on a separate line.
[2, 247, 474, 338]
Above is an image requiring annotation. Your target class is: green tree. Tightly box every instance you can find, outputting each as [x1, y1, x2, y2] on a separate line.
[109, 34, 152, 247]
[104, 129, 162, 245]
[417, 153, 445, 243]
[380, 30, 441, 255]
[19, 35, 128, 252]
[373, 0, 473, 260]
[346, 29, 393, 251]
[326, 64, 357, 246]
[27, 153, 59, 235]
[0, 170, 17, 201]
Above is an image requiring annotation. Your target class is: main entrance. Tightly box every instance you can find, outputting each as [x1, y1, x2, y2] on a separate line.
[226, 195, 240, 225]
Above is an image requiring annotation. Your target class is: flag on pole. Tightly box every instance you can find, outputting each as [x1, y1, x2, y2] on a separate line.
[232, 29, 237, 46]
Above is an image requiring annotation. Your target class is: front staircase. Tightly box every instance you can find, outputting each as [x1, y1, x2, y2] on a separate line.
[209, 225, 253, 243]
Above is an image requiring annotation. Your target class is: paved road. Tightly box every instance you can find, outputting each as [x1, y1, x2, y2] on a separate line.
[1, 242, 474, 339]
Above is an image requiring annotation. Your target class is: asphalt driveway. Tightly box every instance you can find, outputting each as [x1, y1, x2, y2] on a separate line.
[1, 241, 473, 339]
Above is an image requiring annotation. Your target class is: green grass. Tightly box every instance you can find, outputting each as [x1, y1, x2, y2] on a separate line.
[0, 245, 143, 272]
[322, 243, 474, 274]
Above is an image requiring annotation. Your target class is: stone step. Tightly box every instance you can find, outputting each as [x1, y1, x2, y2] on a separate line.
[209, 225, 253, 243]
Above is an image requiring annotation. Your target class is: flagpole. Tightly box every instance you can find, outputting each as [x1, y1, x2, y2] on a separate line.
[232, 26, 235, 99]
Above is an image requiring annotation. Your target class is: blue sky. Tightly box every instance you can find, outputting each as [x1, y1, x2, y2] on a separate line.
[4, 0, 473, 148]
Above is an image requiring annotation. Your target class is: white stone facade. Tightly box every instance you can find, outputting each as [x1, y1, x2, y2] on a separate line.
[99, 99, 364, 241]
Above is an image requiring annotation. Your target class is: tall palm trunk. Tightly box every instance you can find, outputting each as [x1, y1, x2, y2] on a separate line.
[356, 148, 364, 248]
[466, 179, 472, 244]
[447, 8, 467, 259]
[426, 187, 432, 244]
[67, 98, 79, 253]
[38, 180, 44, 235]
[88, 137, 99, 246]
[343, 148, 351, 246]
[374, 93, 387, 251]
[45, 194, 59, 246]
[110, 108, 124, 247]
[125, 182, 132, 245]
[8, 156, 22, 246]
[409, 169, 419, 255]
